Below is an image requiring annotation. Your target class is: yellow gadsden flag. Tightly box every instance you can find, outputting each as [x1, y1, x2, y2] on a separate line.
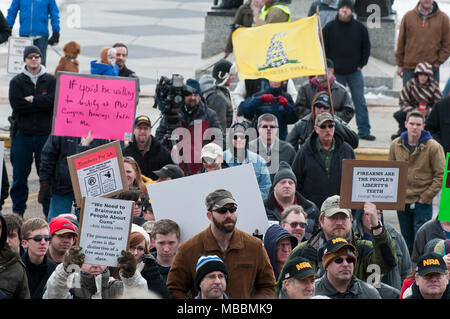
[232, 14, 325, 81]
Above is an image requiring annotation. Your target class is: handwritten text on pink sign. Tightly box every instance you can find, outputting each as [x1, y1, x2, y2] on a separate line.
[53, 74, 136, 141]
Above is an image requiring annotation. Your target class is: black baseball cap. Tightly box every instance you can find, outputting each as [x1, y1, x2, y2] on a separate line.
[153, 164, 185, 179]
[416, 252, 447, 276]
[313, 93, 331, 109]
[134, 115, 151, 127]
[281, 256, 318, 281]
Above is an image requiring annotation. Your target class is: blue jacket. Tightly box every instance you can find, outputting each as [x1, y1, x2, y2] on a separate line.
[263, 224, 297, 279]
[223, 149, 272, 200]
[238, 86, 296, 140]
[90, 61, 119, 76]
[7, 0, 60, 37]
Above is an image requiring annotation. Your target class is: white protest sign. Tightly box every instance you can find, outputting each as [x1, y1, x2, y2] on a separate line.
[78, 197, 133, 267]
[7, 37, 34, 74]
[351, 167, 400, 202]
[147, 164, 270, 243]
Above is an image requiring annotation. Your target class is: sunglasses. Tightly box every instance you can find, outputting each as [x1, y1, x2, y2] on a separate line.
[288, 222, 307, 229]
[333, 257, 355, 264]
[212, 205, 238, 214]
[26, 55, 41, 60]
[233, 135, 248, 140]
[25, 235, 51, 242]
[261, 125, 278, 129]
[319, 123, 335, 129]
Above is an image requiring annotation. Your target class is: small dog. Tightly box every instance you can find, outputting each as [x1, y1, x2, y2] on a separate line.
[54, 41, 81, 76]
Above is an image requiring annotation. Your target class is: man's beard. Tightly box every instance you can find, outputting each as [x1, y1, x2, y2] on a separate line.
[212, 214, 236, 233]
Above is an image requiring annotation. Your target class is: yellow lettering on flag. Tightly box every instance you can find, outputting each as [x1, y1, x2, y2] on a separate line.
[232, 14, 325, 82]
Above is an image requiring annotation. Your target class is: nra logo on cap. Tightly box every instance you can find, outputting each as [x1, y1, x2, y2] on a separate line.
[423, 258, 440, 266]
[332, 237, 347, 245]
[296, 262, 312, 271]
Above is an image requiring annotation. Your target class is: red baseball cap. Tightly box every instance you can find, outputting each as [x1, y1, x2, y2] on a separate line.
[49, 216, 78, 237]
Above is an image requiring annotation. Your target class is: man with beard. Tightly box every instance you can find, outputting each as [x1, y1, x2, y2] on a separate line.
[167, 189, 276, 298]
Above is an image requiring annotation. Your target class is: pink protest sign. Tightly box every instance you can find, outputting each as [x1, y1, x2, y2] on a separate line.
[52, 72, 137, 141]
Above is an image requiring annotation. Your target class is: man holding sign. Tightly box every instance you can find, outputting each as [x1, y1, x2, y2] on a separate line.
[389, 110, 445, 253]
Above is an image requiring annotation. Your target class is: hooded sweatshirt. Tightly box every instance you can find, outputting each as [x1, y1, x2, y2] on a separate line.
[263, 224, 297, 279]
[399, 62, 442, 113]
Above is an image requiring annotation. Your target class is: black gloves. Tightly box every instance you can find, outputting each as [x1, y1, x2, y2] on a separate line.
[48, 31, 60, 46]
[38, 180, 51, 204]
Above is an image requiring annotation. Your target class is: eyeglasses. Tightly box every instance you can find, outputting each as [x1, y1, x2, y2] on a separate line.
[319, 123, 335, 129]
[333, 257, 355, 264]
[212, 205, 238, 214]
[261, 125, 278, 129]
[26, 55, 41, 60]
[25, 235, 51, 242]
[233, 135, 247, 140]
[287, 222, 307, 229]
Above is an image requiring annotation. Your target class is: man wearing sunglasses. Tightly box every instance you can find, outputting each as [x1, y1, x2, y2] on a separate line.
[167, 189, 276, 299]
[292, 112, 355, 210]
[9, 45, 57, 220]
[315, 236, 381, 299]
[20, 217, 56, 299]
[277, 195, 397, 292]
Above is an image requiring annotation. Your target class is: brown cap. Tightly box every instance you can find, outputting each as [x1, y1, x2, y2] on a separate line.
[205, 189, 237, 210]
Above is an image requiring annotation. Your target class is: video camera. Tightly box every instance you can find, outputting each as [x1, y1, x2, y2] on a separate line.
[153, 74, 187, 132]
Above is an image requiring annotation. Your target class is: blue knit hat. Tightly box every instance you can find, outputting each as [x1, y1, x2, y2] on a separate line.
[185, 78, 202, 96]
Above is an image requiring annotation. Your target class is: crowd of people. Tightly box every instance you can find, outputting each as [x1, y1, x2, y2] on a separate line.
[0, 0, 449, 301]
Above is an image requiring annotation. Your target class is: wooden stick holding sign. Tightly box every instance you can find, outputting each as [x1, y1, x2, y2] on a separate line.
[340, 159, 408, 210]
[67, 140, 128, 208]
[77, 197, 133, 267]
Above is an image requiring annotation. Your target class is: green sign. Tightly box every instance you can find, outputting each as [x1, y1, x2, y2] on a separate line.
[438, 153, 450, 222]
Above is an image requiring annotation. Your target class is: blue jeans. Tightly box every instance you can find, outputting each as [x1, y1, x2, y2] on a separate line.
[335, 71, 371, 136]
[402, 66, 440, 87]
[47, 193, 75, 222]
[10, 132, 50, 216]
[33, 36, 48, 66]
[397, 202, 433, 254]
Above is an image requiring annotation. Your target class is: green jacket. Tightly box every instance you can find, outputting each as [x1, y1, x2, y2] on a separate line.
[275, 227, 398, 293]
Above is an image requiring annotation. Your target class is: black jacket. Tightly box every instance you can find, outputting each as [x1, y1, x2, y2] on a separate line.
[123, 137, 173, 181]
[0, 10, 11, 44]
[264, 190, 320, 241]
[405, 281, 450, 299]
[292, 132, 355, 209]
[9, 69, 56, 135]
[21, 253, 57, 299]
[426, 96, 450, 154]
[0, 162, 9, 210]
[39, 136, 110, 196]
[322, 15, 371, 75]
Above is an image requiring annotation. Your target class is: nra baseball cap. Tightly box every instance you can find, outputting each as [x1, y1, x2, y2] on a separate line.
[322, 236, 357, 269]
[49, 216, 77, 237]
[281, 256, 318, 281]
[416, 252, 447, 276]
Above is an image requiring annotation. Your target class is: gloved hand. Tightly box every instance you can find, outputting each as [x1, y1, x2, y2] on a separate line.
[141, 254, 160, 281]
[260, 94, 275, 104]
[118, 250, 137, 278]
[277, 96, 289, 108]
[48, 31, 60, 46]
[38, 180, 51, 204]
[63, 246, 85, 271]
